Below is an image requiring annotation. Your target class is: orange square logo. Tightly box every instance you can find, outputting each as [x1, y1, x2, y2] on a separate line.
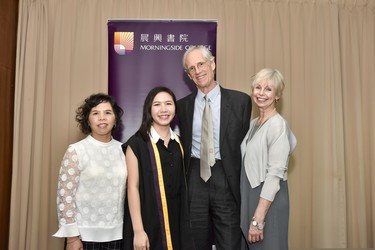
[114, 32, 134, 55]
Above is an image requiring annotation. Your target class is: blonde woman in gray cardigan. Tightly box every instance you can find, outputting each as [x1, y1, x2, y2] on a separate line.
[240, 68, 297, 250]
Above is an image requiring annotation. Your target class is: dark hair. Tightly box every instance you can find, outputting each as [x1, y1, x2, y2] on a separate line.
[75, 93, 124, 135]
[137, 86, 177, 141]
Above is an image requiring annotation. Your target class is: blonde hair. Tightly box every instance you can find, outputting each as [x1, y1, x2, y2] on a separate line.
[250, 68, 285, 98]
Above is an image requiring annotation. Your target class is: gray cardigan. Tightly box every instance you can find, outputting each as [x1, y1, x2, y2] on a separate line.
[240, 114, 297, 201]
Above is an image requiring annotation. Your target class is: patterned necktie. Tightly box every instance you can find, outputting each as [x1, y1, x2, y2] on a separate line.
[200, 95, 215, 182]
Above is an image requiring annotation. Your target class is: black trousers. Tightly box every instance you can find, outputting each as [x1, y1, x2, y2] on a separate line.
[64, 239, 123, 250]
[188, 158, 241, 250]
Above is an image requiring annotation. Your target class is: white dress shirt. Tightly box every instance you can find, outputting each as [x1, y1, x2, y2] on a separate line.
[191, 83, 221, 159]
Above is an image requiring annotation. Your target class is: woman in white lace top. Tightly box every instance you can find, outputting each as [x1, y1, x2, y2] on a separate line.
[53, 93, 127, 250]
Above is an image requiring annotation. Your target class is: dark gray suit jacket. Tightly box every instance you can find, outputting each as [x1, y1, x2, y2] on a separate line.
[177, 86, 252, 205]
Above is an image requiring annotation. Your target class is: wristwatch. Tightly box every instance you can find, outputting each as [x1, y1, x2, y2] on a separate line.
[251, 217, 265, 231]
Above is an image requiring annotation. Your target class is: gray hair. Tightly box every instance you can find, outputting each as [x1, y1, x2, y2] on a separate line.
[182, 45, 215, 70]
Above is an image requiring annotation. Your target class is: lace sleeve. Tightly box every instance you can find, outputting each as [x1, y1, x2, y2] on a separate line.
[56, 146, 80, 230]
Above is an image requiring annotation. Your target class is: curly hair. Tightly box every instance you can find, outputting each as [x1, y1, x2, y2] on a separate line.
[75, 93, 124, 135]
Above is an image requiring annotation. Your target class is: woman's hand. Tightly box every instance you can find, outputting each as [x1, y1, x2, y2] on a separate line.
[248, 197, 271, 244]
[65, 236, 83, 250]
[248, 221, 264, 244]
[134, 230, 150, 250]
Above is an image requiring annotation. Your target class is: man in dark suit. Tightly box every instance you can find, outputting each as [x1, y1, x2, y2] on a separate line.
[177, 46, 252, 250]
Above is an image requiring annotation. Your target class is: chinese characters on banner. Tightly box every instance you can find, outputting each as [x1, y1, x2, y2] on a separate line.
[108, 20, 217, 142]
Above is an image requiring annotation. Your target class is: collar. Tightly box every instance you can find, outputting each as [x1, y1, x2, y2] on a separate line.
[197, 83, 220, 103]
[149, 126, 176, 143]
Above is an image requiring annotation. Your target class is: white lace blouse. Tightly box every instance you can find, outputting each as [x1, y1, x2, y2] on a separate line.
[53, 135, 127, 242]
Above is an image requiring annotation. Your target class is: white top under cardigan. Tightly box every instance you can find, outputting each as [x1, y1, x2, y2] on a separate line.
[53, 135, 127, 242]
[241, 114, 297, 202]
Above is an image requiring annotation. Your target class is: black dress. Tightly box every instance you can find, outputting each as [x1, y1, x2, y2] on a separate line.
[122, 134, 193, 250]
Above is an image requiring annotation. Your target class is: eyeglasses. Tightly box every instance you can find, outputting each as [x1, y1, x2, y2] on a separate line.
[185, 60, 211, 74]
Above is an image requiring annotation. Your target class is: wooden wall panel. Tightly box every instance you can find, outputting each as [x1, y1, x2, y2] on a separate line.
[0, 0, 18, 249]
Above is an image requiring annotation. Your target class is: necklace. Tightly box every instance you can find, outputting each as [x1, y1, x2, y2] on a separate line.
[247, 108, 277, 144]
[159, 129, 171, 141]
[256, 108, 277, 126]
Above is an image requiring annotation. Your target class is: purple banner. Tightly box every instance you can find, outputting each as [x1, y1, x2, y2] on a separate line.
[108, 20, 217, 142]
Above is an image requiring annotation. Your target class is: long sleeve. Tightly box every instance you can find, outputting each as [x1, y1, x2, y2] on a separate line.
[53, 146, 81, 237]
[260, 118, 296, 201]
[242, 115, 296, 202]
[53, 136, 127, 241]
